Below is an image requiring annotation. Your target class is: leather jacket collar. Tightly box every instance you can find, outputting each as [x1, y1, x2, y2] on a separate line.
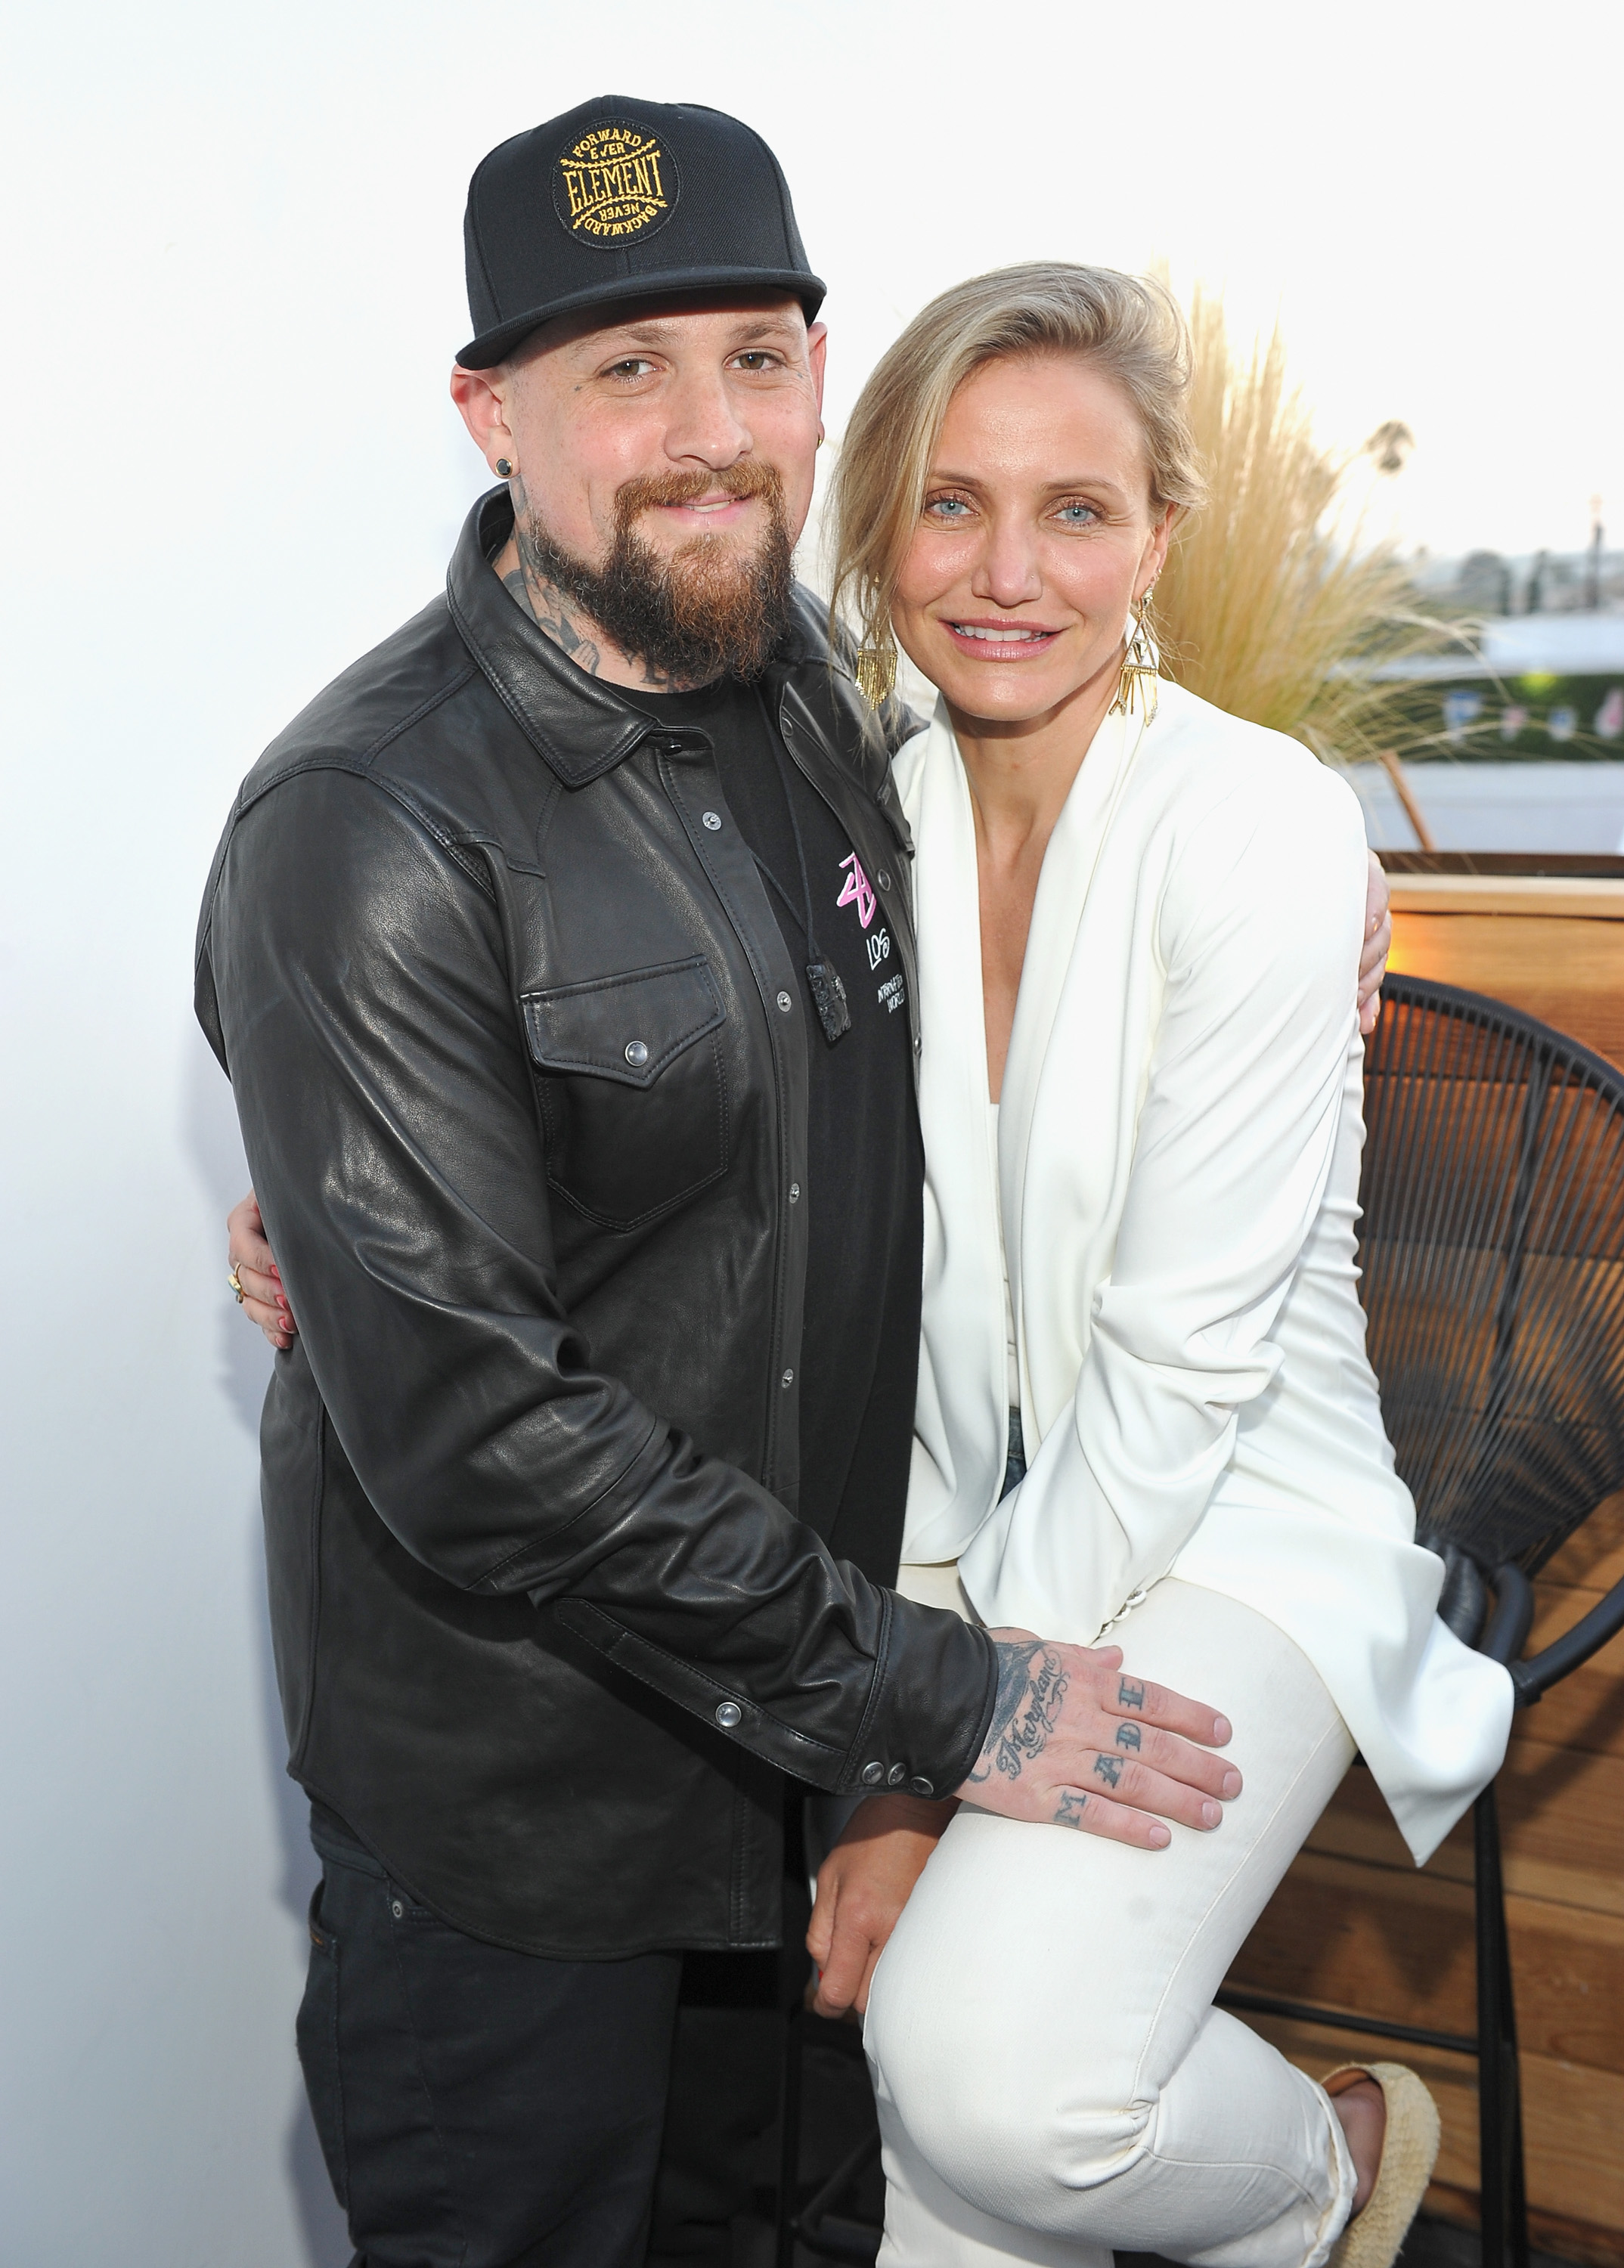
[446, 486, 823, 792]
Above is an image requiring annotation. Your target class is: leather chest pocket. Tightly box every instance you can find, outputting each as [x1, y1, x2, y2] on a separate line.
[522, 956, 730, 1229]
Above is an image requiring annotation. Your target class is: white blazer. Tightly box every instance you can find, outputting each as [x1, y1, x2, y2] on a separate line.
[895, 681, 1513, 1865]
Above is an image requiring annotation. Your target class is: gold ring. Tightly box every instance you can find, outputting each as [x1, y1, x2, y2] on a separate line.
[228, 1266, 245, 1303]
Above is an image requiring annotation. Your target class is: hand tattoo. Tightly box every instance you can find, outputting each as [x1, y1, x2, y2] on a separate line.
[1117, 1678, 1146, 1711]
[1055, 1791, 1089, 1828]
[1092, 1753, 1123, 1789]
[969, 1641, 1070, 1786]
[1115, 1722, 1142, 1752]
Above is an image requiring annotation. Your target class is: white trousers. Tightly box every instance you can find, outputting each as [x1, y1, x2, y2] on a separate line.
[864, 1579, 1359, 2268]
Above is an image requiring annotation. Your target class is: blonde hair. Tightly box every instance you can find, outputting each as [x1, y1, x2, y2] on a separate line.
[829, 262, 1207, 662]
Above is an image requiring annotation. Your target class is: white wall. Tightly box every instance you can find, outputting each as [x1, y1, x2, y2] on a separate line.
[1, 4, 1615, 2259]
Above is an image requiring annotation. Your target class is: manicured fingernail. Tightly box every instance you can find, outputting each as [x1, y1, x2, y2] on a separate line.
[1148, 1823, 1170, 1847]
[1222, 1771, 1242, 1799]
[1213, 1715, 1232, 1743]
[1201, 1802, 1222, 1828]
[270, 1265, 282, 1278]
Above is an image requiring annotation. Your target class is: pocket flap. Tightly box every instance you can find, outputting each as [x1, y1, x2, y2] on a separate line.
[522, 956, 724, 1089]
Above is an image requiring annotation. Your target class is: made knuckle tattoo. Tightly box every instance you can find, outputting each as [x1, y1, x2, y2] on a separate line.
[1114, 1721, 1142, 1752]
[1117, 1677, 1146, 1711]
[1092, 1752, 1124, 1789]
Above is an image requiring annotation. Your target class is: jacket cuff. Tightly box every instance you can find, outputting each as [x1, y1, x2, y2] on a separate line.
[837, 1594, 1000, 1800]
[547, 1591, 1000, 1799]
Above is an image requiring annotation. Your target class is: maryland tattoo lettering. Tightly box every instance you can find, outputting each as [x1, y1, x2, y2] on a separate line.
[969, 1641, 1071, 1786]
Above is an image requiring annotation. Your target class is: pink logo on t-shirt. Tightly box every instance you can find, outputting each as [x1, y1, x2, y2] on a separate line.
[836, 852, 878, 930]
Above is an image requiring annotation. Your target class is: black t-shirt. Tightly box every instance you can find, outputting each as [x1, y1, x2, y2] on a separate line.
[631, 677, 923, 1585]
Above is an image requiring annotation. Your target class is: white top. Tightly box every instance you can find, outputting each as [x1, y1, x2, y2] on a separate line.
[895, 683, 1513, 1864]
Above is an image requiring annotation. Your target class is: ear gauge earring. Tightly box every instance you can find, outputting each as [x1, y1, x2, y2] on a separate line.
[854, 631, 898, 708]
[494, 458, 513, 479]
[1111, 588, 1161, 724]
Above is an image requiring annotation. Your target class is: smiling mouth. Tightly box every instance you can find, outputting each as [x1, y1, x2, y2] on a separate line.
[943, 619, 1062, 656]
[655, 492, 756, 517]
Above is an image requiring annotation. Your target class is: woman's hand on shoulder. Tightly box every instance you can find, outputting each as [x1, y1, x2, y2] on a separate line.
[228, 1191, 296, 1350]
[956, 1628, 1241, 1848]
[1359, 851, 1392, 1036]
[806, 1792, 958, 2019]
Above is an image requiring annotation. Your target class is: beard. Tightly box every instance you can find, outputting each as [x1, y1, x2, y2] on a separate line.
[518, 461, 795, 686]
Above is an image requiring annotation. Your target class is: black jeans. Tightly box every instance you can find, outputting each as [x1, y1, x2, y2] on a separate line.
[298, 1805, 808, 2268]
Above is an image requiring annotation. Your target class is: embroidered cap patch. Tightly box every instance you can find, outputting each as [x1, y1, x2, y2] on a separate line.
[553, 121, 680, 246]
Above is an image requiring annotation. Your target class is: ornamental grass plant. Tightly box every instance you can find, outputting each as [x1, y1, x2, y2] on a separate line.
[1153, 285, 1467, 764]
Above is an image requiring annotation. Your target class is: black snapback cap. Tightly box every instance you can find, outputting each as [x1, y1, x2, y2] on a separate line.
[459, 96, 826, 367]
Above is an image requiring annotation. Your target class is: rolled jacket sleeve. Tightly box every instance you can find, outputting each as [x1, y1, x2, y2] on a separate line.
[959, 762, 1371, 1642]
[198, 767, 995, 1798]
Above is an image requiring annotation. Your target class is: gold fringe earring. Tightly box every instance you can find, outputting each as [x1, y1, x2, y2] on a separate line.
[854, 633, 898, 709]
[1111, 590, 1161, 723]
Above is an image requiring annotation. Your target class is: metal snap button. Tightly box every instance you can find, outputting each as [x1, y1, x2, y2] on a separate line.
[390, 1899, 404, 1919]
[702, 811, 723, 831]
[715, 1701, 742, 1729]
[776, 990, 793, 1013]
[860, 1761, 885, 1786]
[877, 868, 893, 891]
[624, 1040, 649, 1068]
[781, 1369, 794, 1388]
[789, 1182, 800, 1203]
[886, 1762, 907, 1786]
[908, 1777, 934, 1798]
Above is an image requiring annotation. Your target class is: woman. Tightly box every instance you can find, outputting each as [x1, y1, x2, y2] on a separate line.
[805, 263, 1512, 2268]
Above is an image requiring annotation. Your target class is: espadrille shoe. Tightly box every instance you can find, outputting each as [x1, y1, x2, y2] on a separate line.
[1323, 2062, 1443, 2268]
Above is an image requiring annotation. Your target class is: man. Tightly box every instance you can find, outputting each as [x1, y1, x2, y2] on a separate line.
[203, 97, 1387, 2268]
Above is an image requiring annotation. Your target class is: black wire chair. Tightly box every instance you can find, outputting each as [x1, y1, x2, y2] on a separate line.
[1220, 974, 1624, 2268]
[778, 973, 1624, 2268]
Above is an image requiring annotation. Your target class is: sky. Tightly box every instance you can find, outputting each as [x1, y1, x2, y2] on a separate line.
[3, 0, 1616, 589]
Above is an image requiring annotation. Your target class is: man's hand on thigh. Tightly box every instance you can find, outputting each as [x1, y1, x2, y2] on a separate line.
[805, 1792, 958, 2019]
[954, 1628, 1241, 1848]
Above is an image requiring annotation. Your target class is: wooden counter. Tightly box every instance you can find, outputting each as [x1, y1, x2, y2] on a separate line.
[1386, 870, 1624, 1072]
[1227, 868, 1624, 2265]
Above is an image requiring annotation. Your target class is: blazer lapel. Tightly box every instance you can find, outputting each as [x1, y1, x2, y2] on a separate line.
[997, 704, 1147, 1413]
[898, 706, 1008, 1557]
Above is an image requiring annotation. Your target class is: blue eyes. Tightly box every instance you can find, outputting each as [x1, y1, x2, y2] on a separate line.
[924, 496, 1101, 527]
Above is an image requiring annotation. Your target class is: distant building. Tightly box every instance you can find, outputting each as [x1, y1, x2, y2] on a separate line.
[1414, 549, 1624, 618]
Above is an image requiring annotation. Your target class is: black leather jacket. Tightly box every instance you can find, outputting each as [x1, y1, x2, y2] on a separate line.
[196, 491, 998, 1957]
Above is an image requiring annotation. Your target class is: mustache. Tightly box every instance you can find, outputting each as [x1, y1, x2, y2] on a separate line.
[614, 460, 783, 532]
